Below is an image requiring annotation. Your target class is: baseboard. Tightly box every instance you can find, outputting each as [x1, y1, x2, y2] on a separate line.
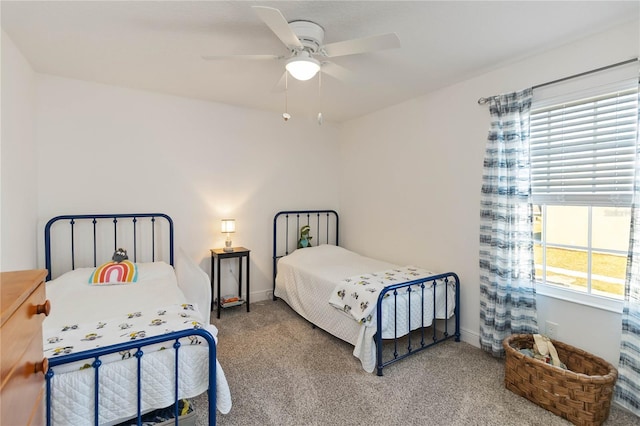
[459, 327, 480, 348]
[250, 289, 273, 303]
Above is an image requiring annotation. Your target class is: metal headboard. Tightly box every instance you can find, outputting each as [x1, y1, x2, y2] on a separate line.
[44, 213, 174, 281]
[272, 209, 339, 298]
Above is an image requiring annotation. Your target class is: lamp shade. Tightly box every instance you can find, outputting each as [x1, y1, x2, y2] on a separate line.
[221, 219, 236, 233]
[285, 52, 320, 81]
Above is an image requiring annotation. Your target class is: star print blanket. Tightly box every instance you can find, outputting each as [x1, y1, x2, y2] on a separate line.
[328, 266, 435, 325]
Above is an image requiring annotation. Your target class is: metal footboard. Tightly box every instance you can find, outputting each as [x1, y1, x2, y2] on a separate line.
[375, 272, 460, 376]
[45, 328, 216, 426]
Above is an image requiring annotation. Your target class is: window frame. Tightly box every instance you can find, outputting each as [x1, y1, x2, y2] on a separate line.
[530, 77, 638, 312]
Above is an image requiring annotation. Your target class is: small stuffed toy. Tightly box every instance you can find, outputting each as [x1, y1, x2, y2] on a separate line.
[297, 225, 313, 248]
[112, 248, 129, 263]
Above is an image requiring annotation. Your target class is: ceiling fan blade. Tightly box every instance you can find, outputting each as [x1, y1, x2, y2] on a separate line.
[252, 6, 303, 50]
[202, 54, 282, 61]
[202, 55, 284, 61]
[321, 62, 357, 84]
[323, 32, 400, 58]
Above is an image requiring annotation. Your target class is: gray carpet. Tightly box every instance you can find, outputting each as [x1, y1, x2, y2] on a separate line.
[191, 300, 638, 425]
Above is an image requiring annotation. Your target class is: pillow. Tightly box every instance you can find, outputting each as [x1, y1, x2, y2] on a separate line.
[89, 260, 138, 285]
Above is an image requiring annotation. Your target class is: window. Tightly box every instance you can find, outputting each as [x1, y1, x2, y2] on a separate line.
[530, 84, 638, 301]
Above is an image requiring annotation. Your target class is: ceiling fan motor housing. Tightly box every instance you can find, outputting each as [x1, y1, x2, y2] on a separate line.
[289, 20, 325, 53]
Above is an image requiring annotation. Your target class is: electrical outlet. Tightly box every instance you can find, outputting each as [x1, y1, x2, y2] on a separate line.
[546, 321, 558, 340]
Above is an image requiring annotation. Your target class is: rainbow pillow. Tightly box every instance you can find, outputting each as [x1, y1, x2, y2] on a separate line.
[89, 260, 138, 285]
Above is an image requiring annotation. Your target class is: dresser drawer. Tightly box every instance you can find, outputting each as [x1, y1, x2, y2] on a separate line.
[0, 281, 46, 382]
[0, 329, 46, 426]
[0, 269, 48, 426]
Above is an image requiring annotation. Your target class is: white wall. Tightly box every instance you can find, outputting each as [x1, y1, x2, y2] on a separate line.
[34, 75, 341, 301]
[339, 20, 639, 366]
[1, 31, 38, 271]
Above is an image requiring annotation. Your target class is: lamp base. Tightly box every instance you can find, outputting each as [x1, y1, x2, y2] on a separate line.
[224, 240, 233, 253]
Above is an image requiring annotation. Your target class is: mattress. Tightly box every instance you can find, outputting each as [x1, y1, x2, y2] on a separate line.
[44, 262, 232, 426]
[275, 244, 456, 373]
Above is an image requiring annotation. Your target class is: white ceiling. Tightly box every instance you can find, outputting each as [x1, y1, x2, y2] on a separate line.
[2, 1, 638, 123]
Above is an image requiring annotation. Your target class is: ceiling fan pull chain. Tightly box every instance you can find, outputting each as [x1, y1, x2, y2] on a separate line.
[283, 72, 291, 122]
[317, 71, 323, 125]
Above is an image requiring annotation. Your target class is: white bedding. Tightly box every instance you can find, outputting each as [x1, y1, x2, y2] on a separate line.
[44, 261, 232, 425]
[274, 245, 456, 373]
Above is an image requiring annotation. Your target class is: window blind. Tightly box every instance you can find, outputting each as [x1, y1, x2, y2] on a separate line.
[530, 87, 638, 206]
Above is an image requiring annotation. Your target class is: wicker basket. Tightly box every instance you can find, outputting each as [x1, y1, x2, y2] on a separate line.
[503, 334, 618, 426]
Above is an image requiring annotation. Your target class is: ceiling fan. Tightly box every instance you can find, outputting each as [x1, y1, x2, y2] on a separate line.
[203, 6, 401, 85]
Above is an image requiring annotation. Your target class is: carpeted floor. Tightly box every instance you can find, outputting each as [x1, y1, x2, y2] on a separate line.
[191, 300, 638, 426]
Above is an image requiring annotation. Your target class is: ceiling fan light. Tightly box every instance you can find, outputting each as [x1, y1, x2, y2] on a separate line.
[286, 54, 320, 81]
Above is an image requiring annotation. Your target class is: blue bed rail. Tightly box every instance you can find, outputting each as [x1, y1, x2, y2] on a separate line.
[45, 328, 216, 426]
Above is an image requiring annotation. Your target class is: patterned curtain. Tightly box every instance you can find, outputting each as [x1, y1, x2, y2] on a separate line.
[615, 80, 640, 416]
[479, 88, 538, 357]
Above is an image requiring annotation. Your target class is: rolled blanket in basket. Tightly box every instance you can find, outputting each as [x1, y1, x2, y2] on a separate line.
[523, 334, 567, 369]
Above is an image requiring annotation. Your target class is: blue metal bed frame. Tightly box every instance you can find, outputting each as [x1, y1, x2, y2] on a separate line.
[272, 209, 460, 376]
[43, 213, 215, 425]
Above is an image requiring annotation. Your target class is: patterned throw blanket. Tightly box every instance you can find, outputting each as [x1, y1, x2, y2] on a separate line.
[43, 303, 208, 366]
[328, 266, 434, 325]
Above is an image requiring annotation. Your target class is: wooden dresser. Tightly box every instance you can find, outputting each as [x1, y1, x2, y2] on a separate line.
[1, 269, 50, 426]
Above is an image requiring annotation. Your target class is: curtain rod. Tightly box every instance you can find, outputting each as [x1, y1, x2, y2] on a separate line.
[477, 57, 639, 105]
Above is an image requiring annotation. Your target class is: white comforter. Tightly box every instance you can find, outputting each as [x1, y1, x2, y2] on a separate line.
[275, 245, 456, 373]
[44, 262, 232, 426]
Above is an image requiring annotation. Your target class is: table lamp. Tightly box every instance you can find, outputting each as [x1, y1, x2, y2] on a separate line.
[221, 219, 235, 252]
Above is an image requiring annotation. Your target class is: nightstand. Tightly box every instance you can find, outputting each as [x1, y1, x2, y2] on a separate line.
[210, 247, 250, 319]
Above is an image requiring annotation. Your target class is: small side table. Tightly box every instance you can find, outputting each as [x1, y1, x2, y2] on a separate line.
[210, 247, 250, 319]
